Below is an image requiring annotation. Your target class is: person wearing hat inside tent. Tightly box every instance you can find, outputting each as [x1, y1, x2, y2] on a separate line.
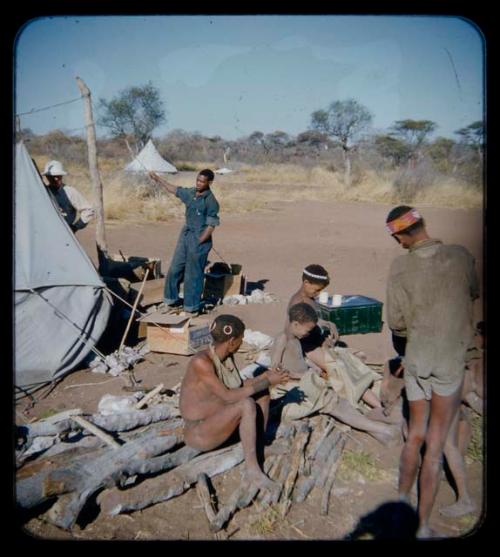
[43, 160, 96, 232]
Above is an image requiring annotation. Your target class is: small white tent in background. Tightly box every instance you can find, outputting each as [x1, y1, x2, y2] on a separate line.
[124, 139, 177, 174]
[215, 167, 233, 175]
[15, 142, 112, 391]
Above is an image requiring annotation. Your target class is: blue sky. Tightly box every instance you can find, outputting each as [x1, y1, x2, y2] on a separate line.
[15, 15, 484, 141]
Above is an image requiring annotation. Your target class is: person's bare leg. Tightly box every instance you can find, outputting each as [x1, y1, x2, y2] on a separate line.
[417, 386, 462, 538]
[399, 399, 429, 504]
[323, 398, 401, 446]
[306, 347, 327, 371]
[255, 392, 270, 431]
[440, 411, 475, 517]
[457, 413, 472, 457]
[237, 397, 278, 493]
[362, 388, 382, 409]
[184, 398, 277, 492]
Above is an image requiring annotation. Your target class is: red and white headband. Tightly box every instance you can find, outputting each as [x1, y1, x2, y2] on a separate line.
[386, 208, 422, 234]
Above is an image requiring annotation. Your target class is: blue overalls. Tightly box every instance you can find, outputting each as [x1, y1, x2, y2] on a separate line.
[164, 187, 220, 312]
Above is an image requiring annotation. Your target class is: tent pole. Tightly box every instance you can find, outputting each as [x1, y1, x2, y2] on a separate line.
[75, 76, 108, 252]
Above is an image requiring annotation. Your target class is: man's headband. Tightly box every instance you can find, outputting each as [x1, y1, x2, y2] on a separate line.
[303, 269, 329, 281]
[386, 208, 422, 235]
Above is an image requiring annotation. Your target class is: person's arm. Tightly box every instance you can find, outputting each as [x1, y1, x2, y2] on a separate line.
[318, 317, 339, 344]
[199, 225, 215, 244]
[199, 197, 220, 243]
[194, 355, 287, 403]
[270, 333, 288, 369]
[149, 171, 178, 195]
[243, 367, 289, 391]
[63, 186, 95, 227]
[386, 263, 407, 338]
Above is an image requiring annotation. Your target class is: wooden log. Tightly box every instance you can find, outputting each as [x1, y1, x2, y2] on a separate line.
[320, 433, 347, 515]
[292, 424, 340, 503]
[196, 473, 217, 524]
[314, 429, 343, 490]
[211, 442, 290, 532]
[71, 416, 121, 449]
[99, 443, 245, 517]
[90, 404, 177, 432]
[17, 430, 181, 520]
[280, 423, 311, 516]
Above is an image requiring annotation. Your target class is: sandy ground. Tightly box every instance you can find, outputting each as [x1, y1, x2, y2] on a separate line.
[17, 197, 485, 541]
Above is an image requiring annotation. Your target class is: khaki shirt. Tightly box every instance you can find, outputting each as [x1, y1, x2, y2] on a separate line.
[387, 239, 479, 384]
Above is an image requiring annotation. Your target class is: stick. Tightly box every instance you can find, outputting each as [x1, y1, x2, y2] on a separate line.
[196, 473, 218, 524]
[135, 383, 164, 410]
[119, 268, 150, 352]
[38, 408, 83, 425]
[280, 423, 311, 517]
[71, 415, 121, 449]
[320, 434, 347, 515]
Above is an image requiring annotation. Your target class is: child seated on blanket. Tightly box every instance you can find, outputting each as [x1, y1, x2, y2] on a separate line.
[286, 265, 385, 412]
[270, 303, 401, 446]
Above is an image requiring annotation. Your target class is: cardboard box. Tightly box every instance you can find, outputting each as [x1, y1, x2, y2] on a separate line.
[138, 311, 211, 355]
[204, 263, 245, 299]
[316, 295, 383, 335]
[111, 253, 162, 281]
[129, 278, 165, 308]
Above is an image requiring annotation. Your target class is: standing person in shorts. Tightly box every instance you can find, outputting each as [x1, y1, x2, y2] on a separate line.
[385, 205, 479, 538]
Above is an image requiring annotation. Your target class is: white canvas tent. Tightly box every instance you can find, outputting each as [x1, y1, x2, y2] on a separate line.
[124, 139, 177, 174]
[14, 142, 112, 390]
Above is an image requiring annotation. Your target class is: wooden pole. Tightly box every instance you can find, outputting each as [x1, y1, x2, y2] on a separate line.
[75, 76, 107, 252]
[119, 268, 150, 352]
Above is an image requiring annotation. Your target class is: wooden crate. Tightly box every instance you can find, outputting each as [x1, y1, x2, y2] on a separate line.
[138, 311, 211, 355]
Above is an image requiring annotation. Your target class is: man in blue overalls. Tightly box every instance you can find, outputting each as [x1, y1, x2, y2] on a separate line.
[149, 169, 220, 315]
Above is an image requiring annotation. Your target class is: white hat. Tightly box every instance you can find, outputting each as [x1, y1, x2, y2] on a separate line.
[43, 160, 67, 176]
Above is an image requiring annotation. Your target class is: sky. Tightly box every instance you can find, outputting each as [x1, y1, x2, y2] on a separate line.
[14, 15, 485, 142]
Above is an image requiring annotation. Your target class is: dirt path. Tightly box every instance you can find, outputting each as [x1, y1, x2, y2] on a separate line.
[18, 198, 484, 540]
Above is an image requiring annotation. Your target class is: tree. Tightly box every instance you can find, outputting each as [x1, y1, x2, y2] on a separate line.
[98, 82, 166, 151]
[373, 134, 412, 166]
[390, 119, 437, 163]
[455, 121, 484, 159]
[426, 137, 456, 173]
[311, 99, 373, 186]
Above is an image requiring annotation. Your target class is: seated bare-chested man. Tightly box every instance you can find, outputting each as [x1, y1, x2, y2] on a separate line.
[180, 314, 289, 492]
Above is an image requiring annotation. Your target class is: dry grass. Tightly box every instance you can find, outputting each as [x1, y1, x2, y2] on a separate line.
[32, 156, 483, 223]
[338, 449, 384, 482]
[466, 413, 483, 464]
[249, 505, 281, 535]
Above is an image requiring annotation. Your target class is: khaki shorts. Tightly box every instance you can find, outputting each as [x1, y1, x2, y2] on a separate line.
[404, 363, 465, 401]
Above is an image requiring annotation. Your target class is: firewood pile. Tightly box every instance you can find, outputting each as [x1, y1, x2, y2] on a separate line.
[16, 385, 348, 534]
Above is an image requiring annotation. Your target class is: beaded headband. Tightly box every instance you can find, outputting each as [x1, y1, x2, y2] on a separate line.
[303, 268, 329, 281]
[386, 208, 422, 234]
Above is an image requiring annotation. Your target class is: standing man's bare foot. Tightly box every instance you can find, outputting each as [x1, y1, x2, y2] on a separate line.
[439, 498, 476, 517]
[416, 524, 445, 539]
